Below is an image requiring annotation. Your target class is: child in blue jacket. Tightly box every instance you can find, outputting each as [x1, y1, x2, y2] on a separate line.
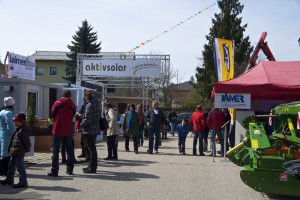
[176, 119, 189, 155]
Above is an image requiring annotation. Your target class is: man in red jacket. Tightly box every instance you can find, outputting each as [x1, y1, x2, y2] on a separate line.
[48, 90, 76, 177]
[189, 105, 206, 156]
[207, 108, 225, 156]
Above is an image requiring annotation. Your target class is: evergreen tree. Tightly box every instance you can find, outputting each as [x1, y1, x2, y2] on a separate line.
[195, 0, 253, 101]
[64, 20, 101, 83]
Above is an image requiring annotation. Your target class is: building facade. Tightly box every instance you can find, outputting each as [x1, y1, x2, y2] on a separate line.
[31, 51, 69, 83]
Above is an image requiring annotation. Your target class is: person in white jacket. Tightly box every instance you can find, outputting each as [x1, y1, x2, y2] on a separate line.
[104, 104, 119, 160]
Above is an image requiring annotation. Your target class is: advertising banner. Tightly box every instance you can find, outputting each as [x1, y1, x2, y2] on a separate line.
[7, 52, 36, 80]
[82, 59, 161, 77]
[214, 93, 251, 109]
[214, 38, 234, 82]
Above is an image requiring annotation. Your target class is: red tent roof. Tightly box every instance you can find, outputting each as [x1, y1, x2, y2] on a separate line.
[214, 61, 300, 100]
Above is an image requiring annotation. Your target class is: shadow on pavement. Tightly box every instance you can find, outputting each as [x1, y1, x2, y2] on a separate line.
[0, 191, 47, 199]
[75, 170, 160, 181]
[27, 173, 74, 181]
[29, 185, 81, 192]
[99, 159, 156, 168]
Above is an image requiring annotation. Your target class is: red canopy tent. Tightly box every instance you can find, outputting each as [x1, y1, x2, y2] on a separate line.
[214, 61, 300, 100]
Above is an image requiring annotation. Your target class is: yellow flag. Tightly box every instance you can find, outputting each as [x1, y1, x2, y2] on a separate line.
[214, 38, 234, 82]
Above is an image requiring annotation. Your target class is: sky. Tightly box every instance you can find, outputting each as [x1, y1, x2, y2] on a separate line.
[0, 0, 299, 82]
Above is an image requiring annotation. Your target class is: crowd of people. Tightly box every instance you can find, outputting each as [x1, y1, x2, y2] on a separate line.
[0, 89, 231, 188]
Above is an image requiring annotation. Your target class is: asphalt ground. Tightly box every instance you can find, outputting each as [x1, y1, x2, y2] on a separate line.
[0, 133, 298, 200]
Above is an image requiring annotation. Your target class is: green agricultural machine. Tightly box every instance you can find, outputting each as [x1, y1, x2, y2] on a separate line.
[227, 101, 300, 197]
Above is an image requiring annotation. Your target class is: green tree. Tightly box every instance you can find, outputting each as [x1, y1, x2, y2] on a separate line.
[64, 20, 102, 83]
[26, 93, 36, 127]
[195, 0, 253, 101]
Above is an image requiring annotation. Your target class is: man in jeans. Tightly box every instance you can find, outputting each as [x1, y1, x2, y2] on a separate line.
[146, 101, 165, 154]
[207, 108, 225, 156]
[189, 105, 206, 156]
[48, 90, 76, 177]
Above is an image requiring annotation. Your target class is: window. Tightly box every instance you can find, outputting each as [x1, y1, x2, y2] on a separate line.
[36, 67, 44, 75]
[50, 67, 57, 75]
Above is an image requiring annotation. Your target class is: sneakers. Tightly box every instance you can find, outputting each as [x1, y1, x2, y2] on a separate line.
[12, 183, 28, 189]
[147, 150, 153, 154]
[104, 157, 112, 160]
[0, 180, 13, 185]
[66, 171, 74, 175]
[47, 171, 58, 177]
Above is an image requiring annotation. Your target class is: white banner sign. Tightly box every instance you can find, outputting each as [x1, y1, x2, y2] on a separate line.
[214, 93, 251, 109]
[82, 59, 161, 77]
[7, 52, 36, 80]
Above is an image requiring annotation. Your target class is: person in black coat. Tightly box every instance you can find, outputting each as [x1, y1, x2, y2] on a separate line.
[146, 101, 165, 154]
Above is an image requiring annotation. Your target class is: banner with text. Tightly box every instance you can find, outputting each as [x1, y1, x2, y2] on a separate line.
[214, 38, 234, 82]
[214, 93, 251, 109]
[82, 59, 161, 77]
[7, 52, 36, 80]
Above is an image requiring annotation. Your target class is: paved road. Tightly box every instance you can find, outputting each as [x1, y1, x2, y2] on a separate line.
[0, 134, 297, 200]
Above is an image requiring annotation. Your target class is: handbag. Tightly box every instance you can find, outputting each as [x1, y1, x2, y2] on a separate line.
[99, 117, 109, 131]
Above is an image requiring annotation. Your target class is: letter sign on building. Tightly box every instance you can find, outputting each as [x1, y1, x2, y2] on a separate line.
[214, 93, 251, 109]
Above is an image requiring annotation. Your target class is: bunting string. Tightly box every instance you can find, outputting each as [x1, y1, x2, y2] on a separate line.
[127, 0, 220, 53]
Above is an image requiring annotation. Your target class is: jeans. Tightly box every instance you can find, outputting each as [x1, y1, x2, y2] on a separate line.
[132, 135, 138, 151]
[203, 128, 209, 151]
[124, 136, 130, 151]
[61, 139, 75, 161]
[137, 127, 144, 146]
[6, 156, 27, 185]
[193, 132, 204, 154]
[107, 135, 118, 159]
[148, 127, 160, 151]
[169, 122, 175, 136]
[84, 134, 97, 170]
[178, 135, 187, 153]
[51, 135, 75, 173]
[210, 130, 224, 154]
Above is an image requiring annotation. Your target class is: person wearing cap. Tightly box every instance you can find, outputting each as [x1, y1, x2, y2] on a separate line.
[47, 90, 76, 177]
[0, 113, 31, 188]
[0, 97, 16, 176]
